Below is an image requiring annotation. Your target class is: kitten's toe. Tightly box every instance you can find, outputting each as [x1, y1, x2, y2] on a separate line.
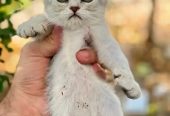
[17, 25, 24, 38]
[17, 24, 34, 38]
[117, 78, 141, 99]
[114, 69, 141, 99]
[122, 82, 141, 99]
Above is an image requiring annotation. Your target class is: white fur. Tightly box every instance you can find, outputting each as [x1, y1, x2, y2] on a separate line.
[17, 0, 141, 116]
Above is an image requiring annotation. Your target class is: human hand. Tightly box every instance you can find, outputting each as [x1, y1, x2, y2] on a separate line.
[0, 27, 106, 116]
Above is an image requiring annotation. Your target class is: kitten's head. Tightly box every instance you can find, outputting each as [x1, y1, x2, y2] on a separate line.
[44, 0, 107, 30]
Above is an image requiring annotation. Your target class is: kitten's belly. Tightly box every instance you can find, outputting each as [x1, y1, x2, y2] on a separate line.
[47, 52, 123, 116]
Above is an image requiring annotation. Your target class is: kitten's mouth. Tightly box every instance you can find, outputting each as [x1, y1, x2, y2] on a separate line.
[69, 14, 82, 20]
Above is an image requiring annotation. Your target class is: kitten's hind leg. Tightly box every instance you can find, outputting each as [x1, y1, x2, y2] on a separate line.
[17, 14, 53, 40]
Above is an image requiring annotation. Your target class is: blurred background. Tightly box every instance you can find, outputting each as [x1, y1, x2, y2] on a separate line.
[0, 0, 170, 116]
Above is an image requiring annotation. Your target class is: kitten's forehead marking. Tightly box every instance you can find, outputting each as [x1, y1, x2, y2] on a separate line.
[69, 0, 80, 6]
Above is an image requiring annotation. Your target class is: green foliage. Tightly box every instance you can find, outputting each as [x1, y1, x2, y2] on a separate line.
[0, 0, 30, 52]
[148, 103, 158, 116]
[0, 74, 10, 92]
[135, 62, 153, 78]
[0, 0, 31, 93]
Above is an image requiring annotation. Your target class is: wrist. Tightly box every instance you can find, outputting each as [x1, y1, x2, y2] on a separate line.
[0, 93, 18, 116]
[0, 102, 6, 115]
[0, 86, 39, 116]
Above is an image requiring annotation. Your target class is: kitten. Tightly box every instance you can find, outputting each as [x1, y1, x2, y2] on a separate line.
[17, 0, 141, 116]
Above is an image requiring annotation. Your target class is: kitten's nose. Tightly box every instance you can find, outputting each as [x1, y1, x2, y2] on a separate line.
[70, 6, 80, 13]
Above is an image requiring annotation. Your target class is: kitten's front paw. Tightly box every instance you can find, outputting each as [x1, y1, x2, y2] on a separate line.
[114, 69, 141, 99]
[17, 16, 53, 39]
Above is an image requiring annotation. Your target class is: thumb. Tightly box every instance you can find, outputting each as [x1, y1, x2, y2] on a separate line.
[38, 26, 63, 57]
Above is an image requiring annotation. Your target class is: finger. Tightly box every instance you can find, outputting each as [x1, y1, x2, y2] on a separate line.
[76, 48, 97, 64]
[21, 26, 63, 58]
[76, 48, 107, 80]
[44, 26, 62, 47]
[92, 63, 107, 80]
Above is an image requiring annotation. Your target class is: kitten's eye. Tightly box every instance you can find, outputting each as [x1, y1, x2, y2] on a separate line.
[57, 0, 68, 3]
[81, 0, 93, 3]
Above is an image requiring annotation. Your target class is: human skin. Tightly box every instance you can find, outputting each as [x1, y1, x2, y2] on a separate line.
[0, 27, 105, 116]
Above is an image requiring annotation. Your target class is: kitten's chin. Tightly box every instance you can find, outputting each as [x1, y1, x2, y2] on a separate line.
[64, 17, 84, 30]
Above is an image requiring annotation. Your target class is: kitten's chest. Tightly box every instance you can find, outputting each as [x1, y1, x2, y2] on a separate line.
[49, 28, 92, 74]
[62, 28, 90, 51]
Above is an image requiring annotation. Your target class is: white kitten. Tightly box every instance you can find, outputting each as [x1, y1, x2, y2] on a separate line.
[17, 0, 141, 116]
